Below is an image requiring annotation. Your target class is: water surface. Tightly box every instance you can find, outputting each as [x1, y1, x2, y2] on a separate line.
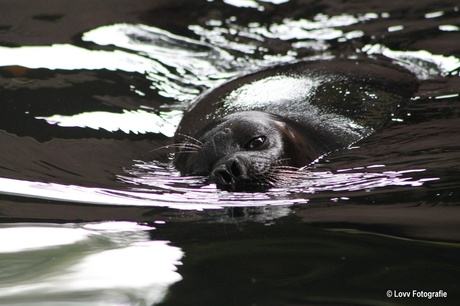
[0, 0, 459, 305]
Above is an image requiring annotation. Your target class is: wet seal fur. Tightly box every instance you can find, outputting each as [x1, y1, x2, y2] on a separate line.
[173, 58, 418, 191]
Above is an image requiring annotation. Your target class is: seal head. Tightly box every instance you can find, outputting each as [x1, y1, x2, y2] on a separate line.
[174, 111, 321, 191]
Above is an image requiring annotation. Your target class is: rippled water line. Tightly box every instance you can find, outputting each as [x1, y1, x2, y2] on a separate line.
[0, 177, 217, 210]
[0, 227, 90, 253]
[3, 22, 455, 144]
[0, 24, 245, 104]
[0, 176, 305, 209]
[0, 44, 153, 73]
[0, 17, 450, 209]
[0, 222, 183, 305]
[363, 44, 460, 78]
[83, 24, 245, 90]
[36, 109, 182, 137]
[0, 166, 439, 209]
[121, 164, 440, 202]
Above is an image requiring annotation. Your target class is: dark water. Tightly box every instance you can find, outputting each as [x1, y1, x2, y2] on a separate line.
[0, 0, 459, 305]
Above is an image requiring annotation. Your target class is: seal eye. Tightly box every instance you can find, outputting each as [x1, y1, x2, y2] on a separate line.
[244, 136, 267, 150]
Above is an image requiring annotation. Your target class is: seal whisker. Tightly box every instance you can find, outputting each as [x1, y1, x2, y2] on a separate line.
[275, 168, 306, 177]
[175, 150, 200, 154]
[265, 175, 280, 184]
[172, 142, 202, 149]
[265, 165, 309, 187]
[274, 157, 292, 164]
[150, 143, 202, 153]
[149, 144, 175, 153]
[271, 165, 300, 172]
[175, 133, 204, 146]
[174, 145, 202, 152]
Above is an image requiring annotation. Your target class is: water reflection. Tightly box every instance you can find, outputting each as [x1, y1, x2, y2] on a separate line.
[0, 24, 248, 136]
[37, 109, 182, 137]
[0, 44, 152, 73]
[1, 18, 458, 140]
[363, 44, 460, 78]
[439, 24, 459, 31]
[222, 0, 290, 10]
[425, 11, 445, 19]
[0, 1, 459, 304]
[0, 165, 438, 210]
[0, 2, 456, 210]
[0, 222, 183, 305]
[82, 23, 244, 99]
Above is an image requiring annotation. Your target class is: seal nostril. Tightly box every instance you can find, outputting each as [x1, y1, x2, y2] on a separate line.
[214, 169, 233, 185]
[216, 170, 233, 184]
[230, 160, 241, 178]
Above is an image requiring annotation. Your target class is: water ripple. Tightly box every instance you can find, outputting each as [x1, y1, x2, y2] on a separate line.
[0, 222, 182, 305]
[0, 164, 438, 210]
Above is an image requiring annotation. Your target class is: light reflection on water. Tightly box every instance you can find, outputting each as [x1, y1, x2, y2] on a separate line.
[222, 0, 291, 11]
[37, 109, 182, 137]
[0, 44, 152, 72]
[0, 165, 439, 209]
[0, 20, 458, 138]
[0, 4, 454, 209]
[0, 222, 183, 305]
[0, 1, 459, 305]
[82, 23, 245, 94]
[363, 44, 460, 78]
[0, 7, 455, 204]
[0, 20, 458, 137]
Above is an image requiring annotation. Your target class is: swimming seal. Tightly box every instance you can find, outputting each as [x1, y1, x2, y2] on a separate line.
[173, 58, 418, 191]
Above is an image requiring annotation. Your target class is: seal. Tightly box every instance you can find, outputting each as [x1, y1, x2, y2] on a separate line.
[173, 58, 418, 191]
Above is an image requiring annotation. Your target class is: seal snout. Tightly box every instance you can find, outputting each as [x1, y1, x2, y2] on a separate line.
[209, 158, 247, 190]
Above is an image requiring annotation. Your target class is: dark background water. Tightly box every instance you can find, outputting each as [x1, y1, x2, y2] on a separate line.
[0, 0, 459, 305]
